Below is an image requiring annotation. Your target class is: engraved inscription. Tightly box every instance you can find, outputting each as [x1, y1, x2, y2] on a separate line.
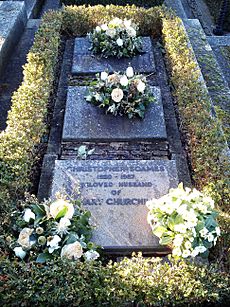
[51, 160, 178, 247]
[77, 166, 166, 206]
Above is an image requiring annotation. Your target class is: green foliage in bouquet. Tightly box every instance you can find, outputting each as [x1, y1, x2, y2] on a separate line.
[147, 183, 221, 259]
[9, 196, 99, 263]
[85, 67, 155, 119]
[88, 18, 143, 58]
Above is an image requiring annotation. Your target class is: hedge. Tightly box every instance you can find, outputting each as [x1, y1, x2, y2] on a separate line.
[61, 0, 163, 7]
[0, 254, 229, 306]
[0, 4, 229, 304]
[0, 12, 62, 202]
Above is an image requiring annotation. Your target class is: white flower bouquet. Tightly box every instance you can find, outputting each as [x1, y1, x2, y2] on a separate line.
[11, 197, 99, 263]
[88, 18, 143, 58]
[85, 67, 155, 119]
[146, 183, 221, 259]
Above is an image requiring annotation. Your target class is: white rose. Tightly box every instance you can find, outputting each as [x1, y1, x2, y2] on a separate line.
[100, 71, 108, 81]
[101, 24, 108, 31]
[120, 75, 129, 87]
[124, 19, 132, 28]
[18, 228, 34, 249]
[95, 26, 101, 32]
[61, 241, 83, 260]
[126, 27, 136, 37]
[23, 209, 35, 223]
[47, 235, 61, 253]
[84, 250, 100, 261]
[56, 217, 71, 237]
[50, 199, 74, 219]
[126, 66, 134, 78]
[105, 28, 116, 38]
[111, 88, 124, 102]
[14, 246, 26, 259]
[109, 17, 123, 27]
[136, 80, 146, 93]
[116, 38, 123, 46]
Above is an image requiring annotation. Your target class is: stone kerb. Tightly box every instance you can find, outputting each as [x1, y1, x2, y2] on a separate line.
[51, 159, 179, 248]
[0, 1, 27, 75]
[62, 86, 167, 142]
[72, 36, 156, 75]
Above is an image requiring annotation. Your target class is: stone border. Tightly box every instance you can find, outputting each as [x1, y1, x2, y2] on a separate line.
[11, 0, 44, 18]
[0, 1, 27, 75]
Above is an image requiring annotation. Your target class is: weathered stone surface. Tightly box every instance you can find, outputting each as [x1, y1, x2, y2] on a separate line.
[208, 36, 230, 47]
[0, 1, 27, 74]
[51, 159, 178, 248]
[165, 0, 187, 18]
[62, 86, 167, 142]
[72, 36, 155, 75]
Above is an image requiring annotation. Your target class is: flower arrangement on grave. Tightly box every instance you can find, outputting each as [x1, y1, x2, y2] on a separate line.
[88, 18, 143, 58]
[146, 183, 221, 259]
[85, 66, 155, 119]
[10, 196, 99, 263]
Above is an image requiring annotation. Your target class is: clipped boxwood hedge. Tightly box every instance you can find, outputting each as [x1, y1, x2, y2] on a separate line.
[0, 12, 62, 202]
[61, 0, 163, 8]
[0, 4, 229, 305]
[0, 255, 229, 306]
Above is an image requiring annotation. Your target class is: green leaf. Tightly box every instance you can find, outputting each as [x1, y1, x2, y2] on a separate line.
[205, 217, 217, 228]
[36, 253, 52, 264]
[31, 204, 45, 219]
[55, 207, 68, 220]
[160, 236, 173, 245]
[66, 233, 79, 244]
[153, 226, 167, 238]
[196, 221, 205, 231]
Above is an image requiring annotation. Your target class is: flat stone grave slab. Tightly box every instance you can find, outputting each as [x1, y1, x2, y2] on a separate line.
[72, 36, 155, 75]
[51, 160, 179, 249]
[63, 86, 167, 142]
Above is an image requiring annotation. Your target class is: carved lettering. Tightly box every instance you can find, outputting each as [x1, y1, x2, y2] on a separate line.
[106, 198, 148, 205]
[118, 182, 152, 188]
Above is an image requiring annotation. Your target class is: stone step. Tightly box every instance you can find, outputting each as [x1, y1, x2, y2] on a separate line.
[62, 86, 167, 142]
[61, 140, 170, 160]
[0, 1, 27, 76]
[51, 159, 179, 251]
[183, 19, 230, 118]
[165, 0, 187, 19]
[11, 0, 42, 18]
[208, 36, 230, 47]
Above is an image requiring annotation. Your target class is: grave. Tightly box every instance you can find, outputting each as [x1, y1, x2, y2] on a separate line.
[62, 86, 167, 142]
[51, 160, 178, 248]
[72, 36, 155, 75]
